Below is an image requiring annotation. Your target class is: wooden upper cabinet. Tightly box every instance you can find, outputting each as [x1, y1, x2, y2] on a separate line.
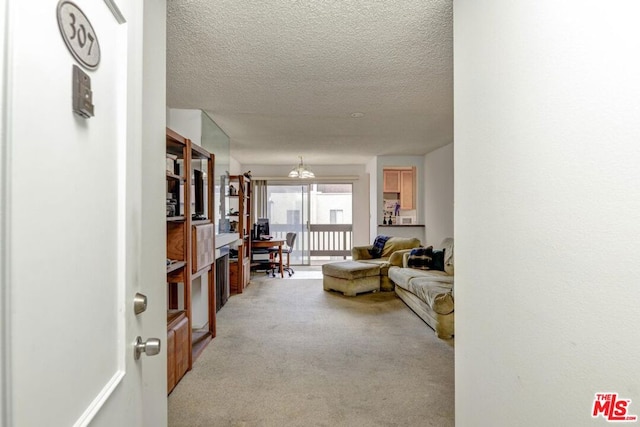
[383, 170, 401, 192]
[383, 167, 416, 210]
[400, 169, 415, 209]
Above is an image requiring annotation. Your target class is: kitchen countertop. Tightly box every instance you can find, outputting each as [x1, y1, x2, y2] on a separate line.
[378, 224, 425, 227]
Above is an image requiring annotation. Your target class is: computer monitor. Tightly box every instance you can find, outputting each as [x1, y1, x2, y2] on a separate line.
[256, 217, 270, 239]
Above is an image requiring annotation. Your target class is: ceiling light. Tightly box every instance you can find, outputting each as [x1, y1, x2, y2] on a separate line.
[288, 156, 315, 179]
[350, 112, 365, 118]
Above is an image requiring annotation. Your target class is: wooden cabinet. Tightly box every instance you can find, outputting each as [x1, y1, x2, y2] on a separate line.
[383, 169, 401, 192]
[167, 311, 189, 393]
[227, 175, 252, 293]
[400, 169, 415, 209]
[383, 167, 415, 210]
[166, 127, 216, 393]
[192, 223, 214, 273]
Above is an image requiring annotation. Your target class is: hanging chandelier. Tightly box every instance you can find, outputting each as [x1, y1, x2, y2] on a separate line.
[288, 156, 315, 179]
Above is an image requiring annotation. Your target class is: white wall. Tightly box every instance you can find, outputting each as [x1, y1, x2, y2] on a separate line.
[455, 2, 640, 426]
[366, 157, 378, 242]
[242, 163, 370, 246]
[423, 143, 453, 246]
[167, 108, 202, 144]
[0, 0, 7, 424]
[229, 156, 242, 175]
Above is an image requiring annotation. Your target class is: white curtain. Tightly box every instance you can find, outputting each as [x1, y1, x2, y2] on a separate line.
[252, 180, 268, 219]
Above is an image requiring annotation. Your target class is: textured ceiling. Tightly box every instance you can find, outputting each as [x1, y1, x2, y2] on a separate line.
[167, 1, 452, 165]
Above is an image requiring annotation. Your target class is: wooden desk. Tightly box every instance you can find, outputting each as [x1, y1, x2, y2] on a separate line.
[251, 239, 285, 278]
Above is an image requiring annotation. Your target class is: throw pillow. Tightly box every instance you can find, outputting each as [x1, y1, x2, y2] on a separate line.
[407, 246, 433, 270]
[431, 248, 446, 271]
[407, 246, 446, 271]
[368, 235, 390, 259]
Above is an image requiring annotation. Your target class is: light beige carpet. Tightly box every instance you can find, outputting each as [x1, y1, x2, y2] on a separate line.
[168, 275, 454, 427]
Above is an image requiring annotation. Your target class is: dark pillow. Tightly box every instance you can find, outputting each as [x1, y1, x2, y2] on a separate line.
[407, 246, 446, 271]
[431, 248, 445, 271]
[407, 246, 433, 270]
[368, 235, 390, 259]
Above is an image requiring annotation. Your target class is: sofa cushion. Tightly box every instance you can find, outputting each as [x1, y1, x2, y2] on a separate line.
[358, 258, 389, 267]
[389, 249, 412, 267]
[351, 237, 421, 262]
[357, 258, 390, 275]
[407, 277, 454, 315]
[389, 265, 450, 287]
[380, 237, 422, 258]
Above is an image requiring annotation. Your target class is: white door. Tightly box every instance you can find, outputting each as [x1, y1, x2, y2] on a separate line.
[1, 1, 167, 426]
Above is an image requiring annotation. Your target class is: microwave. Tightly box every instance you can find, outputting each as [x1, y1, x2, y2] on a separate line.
[397, 216, 415, 225]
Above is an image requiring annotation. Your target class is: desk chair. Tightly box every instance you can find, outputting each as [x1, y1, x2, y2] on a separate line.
[269, 232, 297, 277]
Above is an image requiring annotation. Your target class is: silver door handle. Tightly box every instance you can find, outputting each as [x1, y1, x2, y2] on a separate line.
[134, 336, 161, 360]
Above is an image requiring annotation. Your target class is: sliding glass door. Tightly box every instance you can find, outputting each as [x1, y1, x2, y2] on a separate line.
[266, 184, 309, 264]
[267, 182, 353, 265]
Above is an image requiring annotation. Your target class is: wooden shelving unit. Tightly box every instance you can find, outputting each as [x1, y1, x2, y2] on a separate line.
[166, 127, 216, 393]
[227, 175, 252, 293]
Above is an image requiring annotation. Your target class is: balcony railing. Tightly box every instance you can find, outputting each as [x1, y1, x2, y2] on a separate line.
[269, 224, 352, 259]
[309, 224, 352, 257]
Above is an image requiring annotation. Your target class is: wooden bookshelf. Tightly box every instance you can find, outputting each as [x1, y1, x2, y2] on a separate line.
[165, 127, 216, 393]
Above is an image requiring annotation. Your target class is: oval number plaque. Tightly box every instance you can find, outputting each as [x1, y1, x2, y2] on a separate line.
[57, 1, 100, 70]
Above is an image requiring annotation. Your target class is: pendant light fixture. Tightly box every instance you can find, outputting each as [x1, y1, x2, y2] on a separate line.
[288, 156, 315, 179]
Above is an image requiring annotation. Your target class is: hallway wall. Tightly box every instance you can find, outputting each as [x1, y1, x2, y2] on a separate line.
[455, 2, 640, 425]
[423, 143, 453, 246]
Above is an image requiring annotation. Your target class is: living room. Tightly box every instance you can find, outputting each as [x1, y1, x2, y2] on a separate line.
[163, 107, 455, 424]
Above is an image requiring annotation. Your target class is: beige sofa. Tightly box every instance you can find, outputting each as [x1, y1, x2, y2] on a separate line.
[388, 238, 454, 339]
[351, 237, 422, 291]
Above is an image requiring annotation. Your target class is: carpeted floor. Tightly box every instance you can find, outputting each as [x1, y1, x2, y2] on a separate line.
[168, 273, 454, 427]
